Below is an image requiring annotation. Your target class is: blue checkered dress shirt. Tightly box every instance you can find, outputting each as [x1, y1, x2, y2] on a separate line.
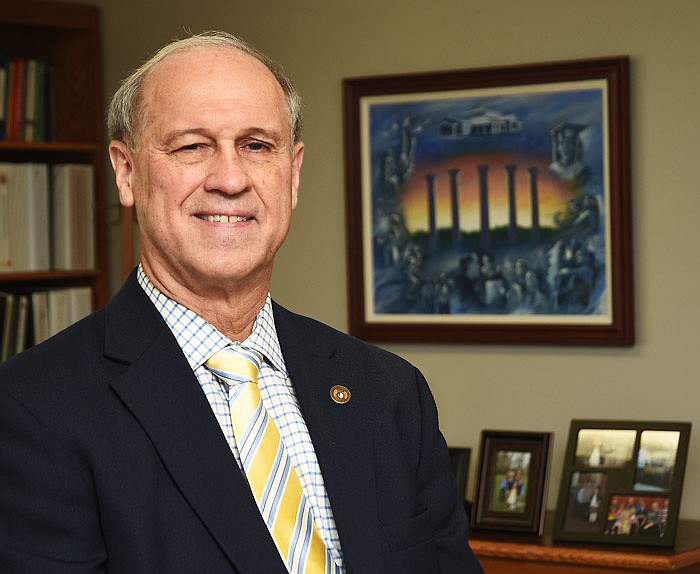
[137, 266, 345, 572]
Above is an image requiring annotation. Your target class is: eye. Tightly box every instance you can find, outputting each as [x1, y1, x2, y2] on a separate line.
[245, 141, 270, 152]
[168, 140, 212, 163]
[178, 143, 204, 152]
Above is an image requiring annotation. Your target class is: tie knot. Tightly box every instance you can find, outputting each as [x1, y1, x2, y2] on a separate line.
[206, 345, 263, 384]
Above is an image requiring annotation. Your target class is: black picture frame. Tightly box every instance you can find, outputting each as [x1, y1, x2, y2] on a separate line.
[553, 420, 691, 548]
[470, 430, 553, 535]
[343, 56, 633, 345]
[448, 446, 472, 503]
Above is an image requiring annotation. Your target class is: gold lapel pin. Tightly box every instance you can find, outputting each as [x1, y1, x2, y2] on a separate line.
[330, 385, 351, 405]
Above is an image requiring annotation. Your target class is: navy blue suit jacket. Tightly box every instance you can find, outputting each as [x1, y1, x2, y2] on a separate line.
[0, 272, 483, 573]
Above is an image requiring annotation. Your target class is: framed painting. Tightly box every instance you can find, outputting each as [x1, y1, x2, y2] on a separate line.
[553, 420, 691, 548]
[470, 430, 553, 535]
[343, 56, 633, 345]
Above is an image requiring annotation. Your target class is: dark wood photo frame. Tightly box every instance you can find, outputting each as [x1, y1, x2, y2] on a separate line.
[343, 56, 633, 345]
[553, 420, 691, 548]
[471, 430, 553, 535]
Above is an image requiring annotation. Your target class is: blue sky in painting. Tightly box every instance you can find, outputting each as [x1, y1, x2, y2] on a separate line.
[369, 88, 604, 179]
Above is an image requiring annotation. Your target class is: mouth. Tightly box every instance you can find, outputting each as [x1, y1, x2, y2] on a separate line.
[196, 214, 252, 223]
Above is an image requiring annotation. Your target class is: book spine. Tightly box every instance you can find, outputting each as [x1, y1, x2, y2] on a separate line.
[23, 59, 37, 142]
[67, 286, 93, 323]
[52, 164, 95, 270]
[0, 58, 7, 140]
[5, 59, 15, 142]
[35, 60, 46, 141]
[47, 288, 70, 338]
[51, 164, 70, 269]
[9, 58, 25, 141]
[30, 290, 49, 345]
[14, 294, 29, 355]
[0, 291, 16, 362]
[0, 163, 11, 270]
[24, 163, 50, 270]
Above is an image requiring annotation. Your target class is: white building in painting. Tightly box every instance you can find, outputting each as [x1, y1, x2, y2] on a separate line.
[440, 107, 522, 137]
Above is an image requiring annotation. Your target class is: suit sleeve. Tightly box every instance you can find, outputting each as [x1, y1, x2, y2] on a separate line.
[411, 367, 484, 574]
[0, 387, 106, 573]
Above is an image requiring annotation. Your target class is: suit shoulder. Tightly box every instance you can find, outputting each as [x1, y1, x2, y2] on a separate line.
[272, 302, 413, 370]
[0, 308, 107, 392]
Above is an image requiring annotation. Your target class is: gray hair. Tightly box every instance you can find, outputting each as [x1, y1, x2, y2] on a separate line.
[107, 31, 303, 148]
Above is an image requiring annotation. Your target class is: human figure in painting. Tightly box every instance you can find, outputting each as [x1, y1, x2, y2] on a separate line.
[549, 122, 591, 185]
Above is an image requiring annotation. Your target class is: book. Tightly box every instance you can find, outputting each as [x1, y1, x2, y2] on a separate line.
[0, 163, 11, 270]
[23, 59, 37, 142]
[45, 286, 93, 338]
[0, 291, 16, 362]
[14, 294, 29, 355]
[5, 59, 15, 142]
[31, 290, 50, 345]
[0, 58, 7, 140]
[68, 286, 93, 323]
[47, 288, 70, 338]
[52, 164, 95, 270]
[34, 60, 47, 141]
[8, 58, 25, 141]
[42, 63, 55, 142]
[9, 162, 50, 271]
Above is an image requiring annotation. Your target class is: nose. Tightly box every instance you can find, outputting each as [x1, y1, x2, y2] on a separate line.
[204, 145, 252, 195]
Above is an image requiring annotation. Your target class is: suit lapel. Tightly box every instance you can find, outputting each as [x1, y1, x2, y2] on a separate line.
[104, 275, 287, 574]
[274, 304, 385, 573]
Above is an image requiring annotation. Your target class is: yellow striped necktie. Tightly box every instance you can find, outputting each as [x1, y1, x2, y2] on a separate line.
[206, 345, 331, 574]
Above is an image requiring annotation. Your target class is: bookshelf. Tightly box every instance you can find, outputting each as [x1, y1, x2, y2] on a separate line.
[0, 1, 108, 356]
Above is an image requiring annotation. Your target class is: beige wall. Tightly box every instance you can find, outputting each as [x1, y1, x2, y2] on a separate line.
[87, 0, 700, 520]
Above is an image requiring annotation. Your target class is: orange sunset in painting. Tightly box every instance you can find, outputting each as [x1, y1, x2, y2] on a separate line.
[402, 152, 576, 235]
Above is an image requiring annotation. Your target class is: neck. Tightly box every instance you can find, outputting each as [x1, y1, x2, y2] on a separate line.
[141, 262, 270, 342]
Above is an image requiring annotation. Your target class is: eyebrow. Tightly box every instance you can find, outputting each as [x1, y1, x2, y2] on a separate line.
[161, 128, 211, 146]
[162, 126, 285, 144]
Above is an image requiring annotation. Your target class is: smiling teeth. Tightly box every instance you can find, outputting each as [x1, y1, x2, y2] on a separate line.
[202, 215, 248, 223]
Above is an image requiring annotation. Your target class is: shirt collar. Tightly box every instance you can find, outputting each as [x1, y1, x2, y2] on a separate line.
[136, 264, 286, 376]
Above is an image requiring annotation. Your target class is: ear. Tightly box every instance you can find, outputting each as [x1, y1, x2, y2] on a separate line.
[290, 141, 304, 210]
[109, 140, 136, 208]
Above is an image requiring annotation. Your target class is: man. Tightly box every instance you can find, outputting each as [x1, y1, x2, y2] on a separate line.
[0, 32, 483, 573]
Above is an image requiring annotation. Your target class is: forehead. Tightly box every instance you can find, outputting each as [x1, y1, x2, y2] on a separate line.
[141, 46, 287, 128]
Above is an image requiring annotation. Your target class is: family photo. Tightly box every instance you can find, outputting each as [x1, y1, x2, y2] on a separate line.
[563, 472, 608, 533]
[633, 430, 680, 493]
[489, 450, 531, 514]
[605, 495, 670, 538]
[575, 428, 636, 468]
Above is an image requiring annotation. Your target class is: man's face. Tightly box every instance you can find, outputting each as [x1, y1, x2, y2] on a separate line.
[111, 46, 304, 295]
[557, 129, 577, 166]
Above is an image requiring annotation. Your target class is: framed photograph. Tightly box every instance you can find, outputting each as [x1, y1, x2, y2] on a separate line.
[343, 56, 633, 345]
[553, 420, 691, 547]
[448, 446, 471, 503]
[470, 430, 553, 535]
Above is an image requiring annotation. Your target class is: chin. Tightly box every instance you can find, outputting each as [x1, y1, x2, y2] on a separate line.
[198, 260, 267, 284]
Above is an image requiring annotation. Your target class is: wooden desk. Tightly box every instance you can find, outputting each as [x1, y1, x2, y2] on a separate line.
[470, 514, 700, 574]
